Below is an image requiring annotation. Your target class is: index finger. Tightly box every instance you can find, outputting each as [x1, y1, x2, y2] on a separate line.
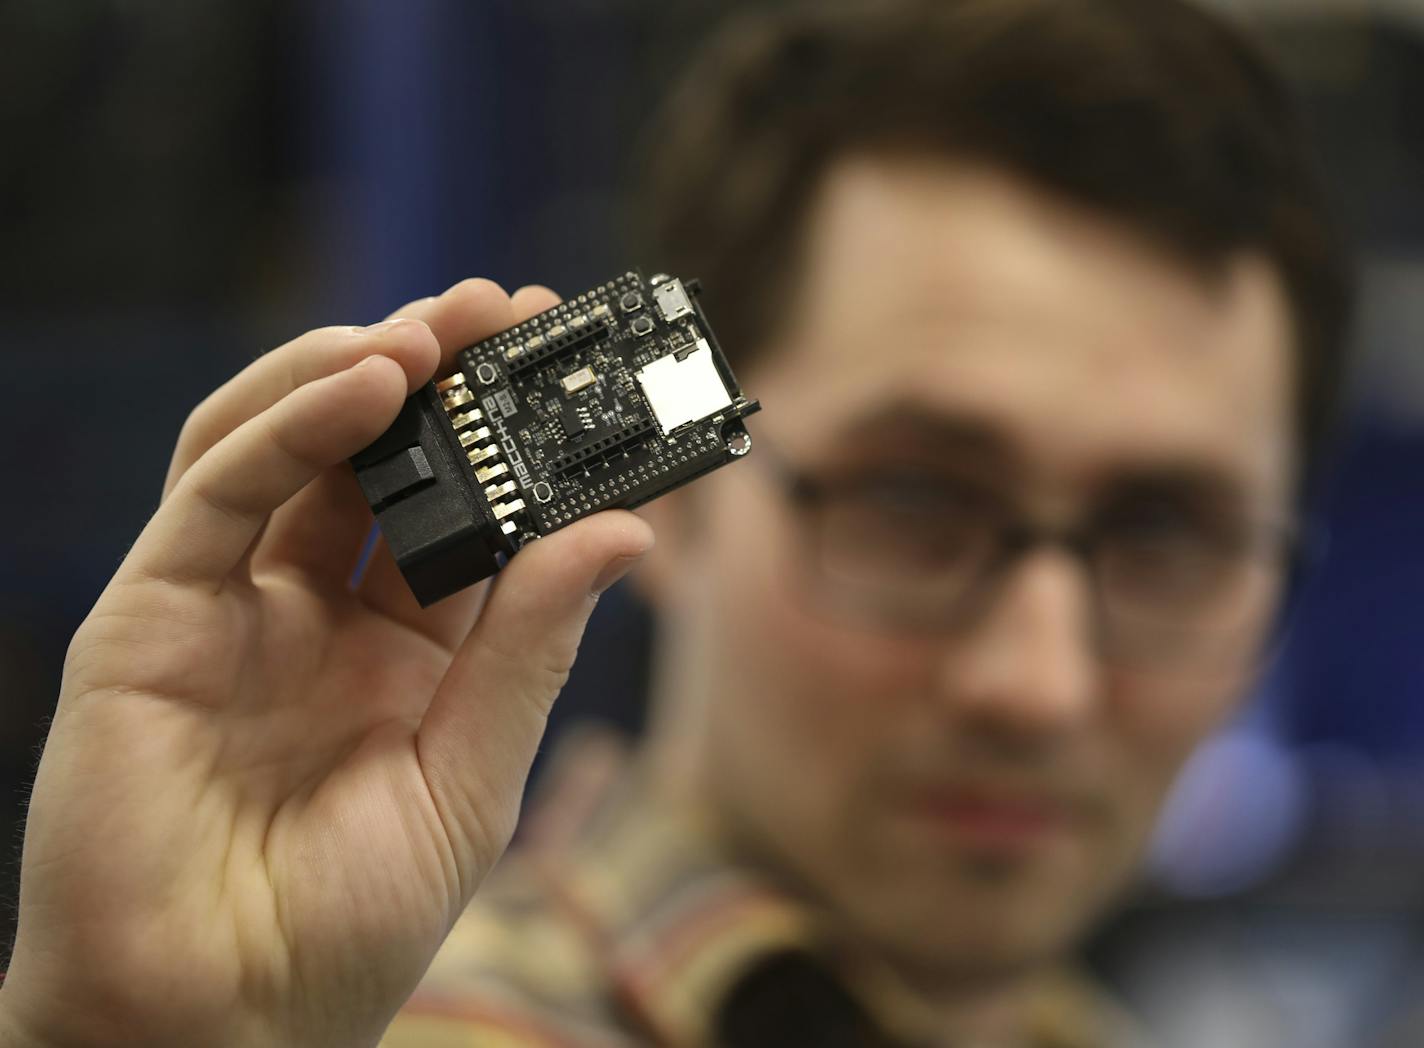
[162, 320, 440, 502]
[126, 356, 410, 590]
[162, 278, 525, 505]
[385, 278, 524, 376]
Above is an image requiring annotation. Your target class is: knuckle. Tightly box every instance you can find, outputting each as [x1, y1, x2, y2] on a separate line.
[178, 393, 221, 450]
[288, 324, 402, 391]
[280, 326, 362, 381]
[384, 295, 438, 323]
[370, 316, 439, 357]
[185, 468, 252, 528]
[258, 411, 321, 476]
[471, 628, 577, 709]
[313, 324, 364, 340]
[379, 315, 432, 334]
[443, 276, 510, 307]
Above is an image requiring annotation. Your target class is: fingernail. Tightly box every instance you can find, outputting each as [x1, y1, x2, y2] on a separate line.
[366, 319, 406, 333]
[592, 552, 644, 596]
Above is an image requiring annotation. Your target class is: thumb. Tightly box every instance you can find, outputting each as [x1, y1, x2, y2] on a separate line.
[414, 510, 654, 895]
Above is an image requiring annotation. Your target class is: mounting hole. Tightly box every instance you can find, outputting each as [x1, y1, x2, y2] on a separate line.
[725, 426, 752, 457]
[475, 361, 499, 385]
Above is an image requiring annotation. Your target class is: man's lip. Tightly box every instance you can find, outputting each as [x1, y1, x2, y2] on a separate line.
[902, 786, 1076, 849]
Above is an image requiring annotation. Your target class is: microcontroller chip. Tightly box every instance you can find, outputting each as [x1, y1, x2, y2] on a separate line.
[558, 402, 588, 441]
[351, 271, 761, 606]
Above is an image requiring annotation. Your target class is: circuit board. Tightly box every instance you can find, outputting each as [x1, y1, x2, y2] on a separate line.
[353, 270, 760, 605]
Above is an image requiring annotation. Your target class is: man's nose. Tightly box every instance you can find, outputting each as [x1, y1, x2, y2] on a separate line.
[932, 546, 1100, 741]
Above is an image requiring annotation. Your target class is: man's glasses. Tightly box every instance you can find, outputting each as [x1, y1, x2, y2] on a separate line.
[760, 448, 1298, 672]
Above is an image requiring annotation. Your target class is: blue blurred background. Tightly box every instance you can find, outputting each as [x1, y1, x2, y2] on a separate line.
[1, 2, 1422, 1044]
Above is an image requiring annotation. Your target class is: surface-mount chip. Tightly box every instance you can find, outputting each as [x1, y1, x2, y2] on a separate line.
[351, 271, 761, 606]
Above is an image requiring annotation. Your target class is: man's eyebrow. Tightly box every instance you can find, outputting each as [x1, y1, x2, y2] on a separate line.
[1093, 463, 1250, 508]
[829, 403, 1018, 460]
[825, 404, 1258, 505]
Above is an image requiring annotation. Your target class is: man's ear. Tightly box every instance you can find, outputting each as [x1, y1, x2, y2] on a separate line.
[630, 485, 702, 612]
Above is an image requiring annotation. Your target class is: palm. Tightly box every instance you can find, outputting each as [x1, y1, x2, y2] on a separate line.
[4, 281, 652, 1048]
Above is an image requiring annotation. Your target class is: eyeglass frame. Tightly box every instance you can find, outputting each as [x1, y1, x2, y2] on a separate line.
[747, 438, 1321, 672]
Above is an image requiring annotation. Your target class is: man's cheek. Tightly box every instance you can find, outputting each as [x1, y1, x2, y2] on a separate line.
[713, 567, 928, 783]
[1104, 670, 1252, 849]
[729, 541, 928, 694]
[1108, 666, 1252, 766]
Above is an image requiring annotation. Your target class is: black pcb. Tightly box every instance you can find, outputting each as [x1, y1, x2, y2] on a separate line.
[353, 271, 761, 605]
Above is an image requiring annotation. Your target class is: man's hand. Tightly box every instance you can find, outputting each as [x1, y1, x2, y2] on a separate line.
[0, 280, 653, 1048]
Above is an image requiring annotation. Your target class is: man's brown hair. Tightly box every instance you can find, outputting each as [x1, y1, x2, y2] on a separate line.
[639, 0, 1352, 498]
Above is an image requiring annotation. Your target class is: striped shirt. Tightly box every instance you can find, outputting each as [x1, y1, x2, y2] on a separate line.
[383, 728, 1144, 1048]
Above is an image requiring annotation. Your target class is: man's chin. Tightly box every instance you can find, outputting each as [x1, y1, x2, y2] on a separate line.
[852, 892, 1094, 988]
[828, 844, 1123, 984]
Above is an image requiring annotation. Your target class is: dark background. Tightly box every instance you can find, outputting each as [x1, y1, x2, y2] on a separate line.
[2, 2, 1423, 1044]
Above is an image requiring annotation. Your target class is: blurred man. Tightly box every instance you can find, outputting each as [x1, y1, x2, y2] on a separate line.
[383, 2, 1349, 1045]
[0, 2, 1349, 1048]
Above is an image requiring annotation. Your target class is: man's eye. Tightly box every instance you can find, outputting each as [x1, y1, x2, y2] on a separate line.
[835, 478, 997, 564]
[856, 475, 990, 515]
[1100, 500, 1242, 556]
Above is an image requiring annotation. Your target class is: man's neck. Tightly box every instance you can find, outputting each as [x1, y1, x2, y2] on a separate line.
[842, 949, 1045, 1047]
[638, 728, 1054, 1048]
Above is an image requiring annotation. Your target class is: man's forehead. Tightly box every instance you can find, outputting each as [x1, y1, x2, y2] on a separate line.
[754, 154, 1296, 501]
[785, 154, 1287, 354]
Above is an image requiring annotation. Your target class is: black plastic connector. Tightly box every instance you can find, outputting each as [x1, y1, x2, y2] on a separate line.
[350, 385, 512, 606]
